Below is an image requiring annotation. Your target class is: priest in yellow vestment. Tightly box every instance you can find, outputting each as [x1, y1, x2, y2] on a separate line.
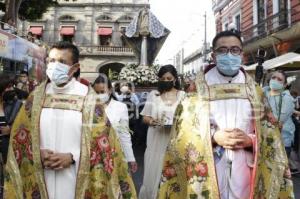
[157, 31, 294, 199]
[4, 41, 136, 199]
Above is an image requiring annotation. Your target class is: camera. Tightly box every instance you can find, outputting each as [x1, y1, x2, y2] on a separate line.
[257, 48, 267, 58]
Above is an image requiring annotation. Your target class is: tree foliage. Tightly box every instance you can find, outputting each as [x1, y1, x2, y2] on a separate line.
[18, 0, 57, 21]
[0, 0, 57, 23]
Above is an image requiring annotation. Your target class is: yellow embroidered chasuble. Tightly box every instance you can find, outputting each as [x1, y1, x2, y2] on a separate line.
[157, 69, 294, 199]
[4, 82, 137, 199]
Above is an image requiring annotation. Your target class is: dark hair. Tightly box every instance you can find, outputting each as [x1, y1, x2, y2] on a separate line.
[20, 70, 28, 76]
[93, 73, 117, 100]
[0, 74, 14, 95]
[93, 73, 112, 88]
[212, 30, 243, 49]
[157, 64, 180, 90]
[73, 68, 80, 79]
[273, 70, 288, 83]
[50, 41, 79, 64]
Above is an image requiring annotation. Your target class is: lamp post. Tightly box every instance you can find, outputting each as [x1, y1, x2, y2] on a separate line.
[203, 12, 207, 63]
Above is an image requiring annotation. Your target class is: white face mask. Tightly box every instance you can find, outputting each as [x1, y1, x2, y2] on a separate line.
[120, 86, 129, 94]
[46, 62, 70, 85]
[97, 93, 110, 103]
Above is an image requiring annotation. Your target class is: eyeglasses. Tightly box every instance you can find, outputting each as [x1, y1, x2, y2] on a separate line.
[214, 46, 242, 56]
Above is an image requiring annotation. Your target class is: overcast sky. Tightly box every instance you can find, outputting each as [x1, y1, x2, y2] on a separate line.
[148, 0, 216, 64]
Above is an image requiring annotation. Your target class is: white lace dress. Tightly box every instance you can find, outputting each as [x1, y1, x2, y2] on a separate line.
[139, 90, 185, 199]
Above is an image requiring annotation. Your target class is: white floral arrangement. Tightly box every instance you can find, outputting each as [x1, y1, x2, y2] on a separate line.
[119, 64, 158, 86]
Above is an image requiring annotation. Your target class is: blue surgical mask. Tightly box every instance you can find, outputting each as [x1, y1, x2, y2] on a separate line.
[46, 62, 70, 85]
[269, 79, 284, 91]
[216, 54, 242, 76]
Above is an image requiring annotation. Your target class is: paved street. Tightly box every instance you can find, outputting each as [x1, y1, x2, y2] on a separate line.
[293, 174, 300, 198]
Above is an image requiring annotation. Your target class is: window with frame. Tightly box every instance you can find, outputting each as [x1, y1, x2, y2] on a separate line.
[235, 14, 241, 31]
[257, 0, 265, 34]
[278, 0, 288, 25]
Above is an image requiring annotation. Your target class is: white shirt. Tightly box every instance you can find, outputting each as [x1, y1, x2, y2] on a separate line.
[105, 99, 136, 162]
[40, 78, 88, 199]
[205, 67, 254, 199]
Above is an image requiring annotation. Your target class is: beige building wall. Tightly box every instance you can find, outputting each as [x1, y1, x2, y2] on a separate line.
[21, 0, 149, 81]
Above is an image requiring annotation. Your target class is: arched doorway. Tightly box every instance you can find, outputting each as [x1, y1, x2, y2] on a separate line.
[98, 62, 125, 80]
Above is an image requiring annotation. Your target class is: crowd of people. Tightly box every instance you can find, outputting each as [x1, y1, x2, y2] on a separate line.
[0, 30, 300, 199]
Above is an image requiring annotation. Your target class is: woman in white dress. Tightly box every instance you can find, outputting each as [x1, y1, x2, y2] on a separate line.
[93, 74, 138, 173]
[139, 65, 185, 199]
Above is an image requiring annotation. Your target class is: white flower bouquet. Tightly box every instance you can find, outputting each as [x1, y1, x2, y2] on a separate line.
[119, 64, 158, 86]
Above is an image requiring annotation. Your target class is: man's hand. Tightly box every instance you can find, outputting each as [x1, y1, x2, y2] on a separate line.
[0, 125, 11, 135]
[149, 119, 163, 126]
[48, 153, 73, 170]
[41, 150, 73, 170]
[41, 149, 54, 168]
[129, 161, 138, 173]
[213, 128, 252, 149]
[231, 129, 253, 149]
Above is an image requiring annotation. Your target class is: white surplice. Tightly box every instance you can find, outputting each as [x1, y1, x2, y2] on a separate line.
[40, 78, 88, 199]
[105, 99, 135, 162]
[205, 67, 255, 199]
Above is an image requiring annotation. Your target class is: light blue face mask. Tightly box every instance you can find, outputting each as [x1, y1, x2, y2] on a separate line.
[46, 62, 70, 85]
[269, 79, 284, 91]
[216, 54, 242, 76]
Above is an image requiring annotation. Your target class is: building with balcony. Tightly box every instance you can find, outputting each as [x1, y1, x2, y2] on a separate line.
[212, 0, 242, 33]
[212, 0, 300, 65]
[20, 0, 149, 81]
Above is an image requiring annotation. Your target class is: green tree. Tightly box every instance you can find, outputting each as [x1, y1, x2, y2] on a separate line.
[0, 0, 57, 25]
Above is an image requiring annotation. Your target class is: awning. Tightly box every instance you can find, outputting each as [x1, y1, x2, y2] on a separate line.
[97, 27, 112, 35]
[29, 26, 43, 35]
[244, 52, 300, 71]
[60, 26, 75, 35]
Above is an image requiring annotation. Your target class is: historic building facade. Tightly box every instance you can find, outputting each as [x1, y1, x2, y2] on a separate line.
[212, 0, 300, 65]
[21, 0, 149, 80]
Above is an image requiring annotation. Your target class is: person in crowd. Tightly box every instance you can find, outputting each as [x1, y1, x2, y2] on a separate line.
[16, 70, 30, 93]
[93, 73, 138, 173]
[120, 82, 140, 106]
[157, 31, 294, 199]
[27, 32, 35, 42]
[119, 82, 140, 145]
[4, 41, 136, 199]
[0, 74, 23, 198]
[264, 70, 296, 158]
[2, 18, 17, 34]
[139, 64, 185, 199]
[113, 82, 122, 101]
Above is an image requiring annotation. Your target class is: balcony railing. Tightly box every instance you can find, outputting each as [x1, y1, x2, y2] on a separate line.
[242, 10, 291, 43]
[78, 45, 134, 55]
[212, 0, 232, 13]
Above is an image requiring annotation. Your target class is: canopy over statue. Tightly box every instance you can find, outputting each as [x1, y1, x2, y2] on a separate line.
[123, 7, 170, 66]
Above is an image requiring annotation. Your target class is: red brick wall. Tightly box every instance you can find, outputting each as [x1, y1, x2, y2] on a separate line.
[214, 0, 242, 33]
[241, 0, 253, 31]
[267, 0, 273, 17]
[291, 0, 300, 23]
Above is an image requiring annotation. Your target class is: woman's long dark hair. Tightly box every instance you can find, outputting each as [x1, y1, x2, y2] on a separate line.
[157, 64, 181, 91]
[93, 73, 117, 100]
